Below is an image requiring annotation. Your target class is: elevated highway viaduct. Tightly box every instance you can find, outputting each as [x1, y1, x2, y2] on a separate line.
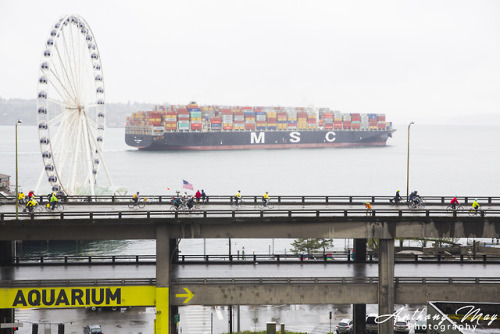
[1, 200, 499, 334]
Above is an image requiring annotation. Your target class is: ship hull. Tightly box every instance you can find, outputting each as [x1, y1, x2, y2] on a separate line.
[125, 129, 395, 151]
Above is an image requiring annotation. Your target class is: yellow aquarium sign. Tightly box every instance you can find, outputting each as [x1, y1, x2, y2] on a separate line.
[0, 286, 157, 309]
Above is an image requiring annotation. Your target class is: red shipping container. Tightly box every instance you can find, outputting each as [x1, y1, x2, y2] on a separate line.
[191, 123, 202, 130]
[369, 118, 378, 125]
[378, 115, 386, 122]
[343, 121, 351, 129]
[378, 122, 386, 129]
[334, 121, 343, 129]
[351, 122, 361, 129]
[245, 123, 256, 130]
[210, 117, 222, 124]
[323, 112, 334, 118]
[324, 123, 334, 129]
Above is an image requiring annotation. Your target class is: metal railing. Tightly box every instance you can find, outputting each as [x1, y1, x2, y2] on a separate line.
[2, 194, 500, 205]
[1, 208, 494, 221]
[1, 276, 498, 288]
[10, 253, 500, 265]
[13, 255, 156, 265]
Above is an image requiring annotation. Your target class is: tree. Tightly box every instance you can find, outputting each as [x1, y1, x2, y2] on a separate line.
[290, 238, 334, 257]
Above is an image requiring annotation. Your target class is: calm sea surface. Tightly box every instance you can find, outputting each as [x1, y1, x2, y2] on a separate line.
[1, 124, 499, 256]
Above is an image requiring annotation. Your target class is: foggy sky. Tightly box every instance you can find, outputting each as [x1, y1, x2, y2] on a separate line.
[1, 0, 499, 124]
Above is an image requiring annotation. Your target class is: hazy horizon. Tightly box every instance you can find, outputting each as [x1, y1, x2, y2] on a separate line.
[1, 0, 499, 126]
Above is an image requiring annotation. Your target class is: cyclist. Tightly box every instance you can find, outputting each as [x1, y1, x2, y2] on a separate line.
[393, 189, 402, 204]
[235, 190, 242, 206]
[132, 192, 139, 205]
[28, 190, 35, 200]
[472, 199, 480, 212]
[195, 190, 201, 203]
[262, 192, 270, 207]
[50, 193, 59, 211]
[450, 196, 459, 210]
[26, 197, 38, 213]
[409, 191, 421, 206]
[18, 191, 26, 205]
[201, 190, 207, 203]
[365, 202, 372, 215]
[173, 197, 182, 210]
[187, 196, 195, 210]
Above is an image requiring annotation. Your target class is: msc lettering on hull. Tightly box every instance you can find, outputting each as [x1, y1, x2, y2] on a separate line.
[251, 131, 336, 144]
[0, 286, 157, 309]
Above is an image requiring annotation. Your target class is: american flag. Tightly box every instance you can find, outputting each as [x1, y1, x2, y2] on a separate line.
[182, 180, 193, 190]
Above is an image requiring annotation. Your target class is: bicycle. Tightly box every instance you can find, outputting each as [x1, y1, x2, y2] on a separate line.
[128, 198, 146, 209]
[407, 197, 425, 209]
[231, 198, 243, 208]
[45, 202, 64, 212]
[468, 208, 484, 216]
[446, 205, 464, 213]
[257, 200, 274, 209]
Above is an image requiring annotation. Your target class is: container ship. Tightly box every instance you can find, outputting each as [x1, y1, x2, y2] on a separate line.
[125, 102, 395, 150]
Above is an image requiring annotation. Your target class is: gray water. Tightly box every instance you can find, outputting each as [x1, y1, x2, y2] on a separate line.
[2, 124, 500, 196]
[2, 124, 499, 256]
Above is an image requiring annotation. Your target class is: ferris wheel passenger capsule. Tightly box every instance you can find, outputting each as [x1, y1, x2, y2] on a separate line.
[91, 53, 99, 59]
[96, 87, 104, 94]
[97, 99, 104, 105]
[97, 136, 103, 142]
[40, 137, 50, 144]
[38, 91, 47, 99]
[38, 123, 48, 129]
[38, 107, 47, 114]
[95, 75, 102, 81]
[93, 64, 101, 71]
[86, 35, 92, 42]
[88, 44, 96, 50]
[48, 175, 58, 183]
[41, 62, 49, 70]
[44, 50, 51, 57]
[45, 165, 54, 171]
[50, 29, 57, 37]
[94, 159, 100, 164]
[92, 169, 98, 175]
[42, 152, 52, 159]
[39, 76, 48, 84]
[52, 185, 60, 192]
[98, 112, 105, 118]
[46, 39, 54, 46]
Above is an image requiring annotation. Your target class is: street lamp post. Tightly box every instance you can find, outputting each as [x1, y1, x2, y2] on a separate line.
[406, 122, 414, 199]
[15, 119, 22, 219]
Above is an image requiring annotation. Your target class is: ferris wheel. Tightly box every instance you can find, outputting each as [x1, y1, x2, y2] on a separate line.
[36, 14, 112, 195]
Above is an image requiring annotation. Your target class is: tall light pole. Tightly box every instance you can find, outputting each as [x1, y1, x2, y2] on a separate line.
[15, 119, 22, 219]
[406, 121, 414, 199]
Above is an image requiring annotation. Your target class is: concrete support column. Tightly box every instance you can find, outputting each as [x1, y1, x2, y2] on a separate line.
[378, 238, 395, 334]
[353, 238, 367, 334]
[0, 241, 15, 333]
[156, 224, 171, 334]
[353, 238, 367, 263]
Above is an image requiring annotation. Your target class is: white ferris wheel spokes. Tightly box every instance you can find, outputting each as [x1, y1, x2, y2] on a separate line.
[36, 14, 112, 195]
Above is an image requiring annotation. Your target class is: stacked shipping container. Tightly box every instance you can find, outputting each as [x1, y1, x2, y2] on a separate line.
[125, 104, 393, 135]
